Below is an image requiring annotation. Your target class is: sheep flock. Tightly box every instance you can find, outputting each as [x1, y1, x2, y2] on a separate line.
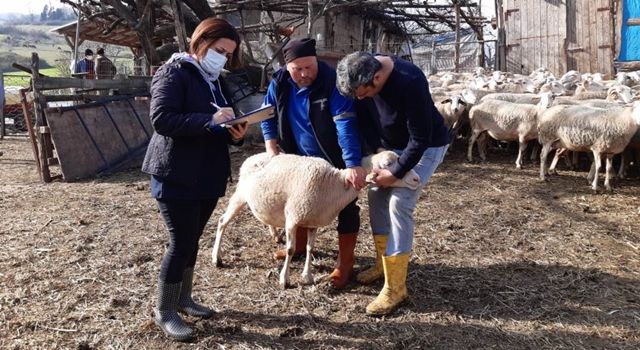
[429, 67, 640, 192]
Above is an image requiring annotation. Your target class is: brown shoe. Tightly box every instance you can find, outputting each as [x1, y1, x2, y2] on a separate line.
[329, 232, 358, 289]
[273, 227, 308, 260]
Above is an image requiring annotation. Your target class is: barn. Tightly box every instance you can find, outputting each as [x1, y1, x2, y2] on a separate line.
[495, 0, 640, 78]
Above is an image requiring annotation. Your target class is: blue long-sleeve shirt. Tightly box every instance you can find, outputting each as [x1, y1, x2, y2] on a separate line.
[261, 77, 362, 168]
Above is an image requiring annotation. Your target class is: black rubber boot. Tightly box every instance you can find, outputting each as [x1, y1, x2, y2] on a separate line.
[178, 268, 214, 318]
[154, 280, 194, 341]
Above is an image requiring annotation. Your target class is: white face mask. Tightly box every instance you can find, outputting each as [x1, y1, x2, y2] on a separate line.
[200, 48, 227, 80]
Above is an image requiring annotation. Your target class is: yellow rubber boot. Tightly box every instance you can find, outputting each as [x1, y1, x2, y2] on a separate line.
[365, 253, 409, 316]
[356, 235, 388, 284]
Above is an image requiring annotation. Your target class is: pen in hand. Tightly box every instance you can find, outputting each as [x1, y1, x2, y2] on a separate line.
[210, 101, 236, 126]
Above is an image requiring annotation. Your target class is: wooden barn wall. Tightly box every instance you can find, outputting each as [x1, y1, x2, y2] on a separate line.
[503, 0, 615, 78]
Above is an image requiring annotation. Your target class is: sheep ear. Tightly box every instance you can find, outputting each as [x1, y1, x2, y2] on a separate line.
[441, 98, 452, 104]
[459, 99, 468, 105]
[609, 90, 619, 100]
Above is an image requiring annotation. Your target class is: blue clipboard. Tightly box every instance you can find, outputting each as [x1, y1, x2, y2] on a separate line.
[220, 105, 275, 128]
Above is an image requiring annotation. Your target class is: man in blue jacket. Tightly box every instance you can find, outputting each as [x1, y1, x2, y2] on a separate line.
[261, 38, 366, 289]
[336, 51, 450, 315]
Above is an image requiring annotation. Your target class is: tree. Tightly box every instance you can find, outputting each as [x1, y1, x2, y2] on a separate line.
[40, 5, 49, 22]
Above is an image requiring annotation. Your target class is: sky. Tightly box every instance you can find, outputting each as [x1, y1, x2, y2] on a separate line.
[0, 0, 66, 15]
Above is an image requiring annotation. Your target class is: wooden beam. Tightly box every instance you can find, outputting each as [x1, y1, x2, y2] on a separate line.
[0, 70, 4, 139]
[31, 53, 51, 182]
[20, 88, 42, 177]
[170, 0, 189, 52]
[454, 1, 461, 72]
[627, 18, 640, 26]
[34, 77, 151, 91]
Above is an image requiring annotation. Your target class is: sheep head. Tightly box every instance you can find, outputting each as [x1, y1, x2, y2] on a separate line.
[363, 151, 421, 190]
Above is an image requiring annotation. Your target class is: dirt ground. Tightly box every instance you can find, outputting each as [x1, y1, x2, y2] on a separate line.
[1, 133, 639, 349]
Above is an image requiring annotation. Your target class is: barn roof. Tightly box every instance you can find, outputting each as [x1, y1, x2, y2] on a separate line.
[50, 13, 174, 49]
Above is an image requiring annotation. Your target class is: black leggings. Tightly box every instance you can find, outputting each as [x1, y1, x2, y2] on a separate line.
[157, 198, 218, 283]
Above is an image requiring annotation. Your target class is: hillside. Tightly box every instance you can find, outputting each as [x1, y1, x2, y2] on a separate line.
[0, 24, 69, 73]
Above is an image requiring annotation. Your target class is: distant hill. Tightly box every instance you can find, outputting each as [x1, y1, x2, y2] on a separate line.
[0, 24, 70, 73]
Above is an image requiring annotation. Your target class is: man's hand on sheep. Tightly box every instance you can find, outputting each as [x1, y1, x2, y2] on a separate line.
[368, 168, 399, 187]
[345, 166, 368, 190]
[265, 139, 280, 157]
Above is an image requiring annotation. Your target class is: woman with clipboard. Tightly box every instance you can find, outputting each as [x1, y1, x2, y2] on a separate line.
[141, 18, 247, 341]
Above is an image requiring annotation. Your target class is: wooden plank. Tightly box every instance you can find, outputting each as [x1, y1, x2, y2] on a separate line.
[539, 1, 546, 74]
[520, 0, 528, 73]
[615, 0, 624, 64]
[454, 2, 460, 72]
[509, 0, 522, 74]
[31, 53, 51, 182]
[34, 77, 151, 91]
[598, 0, 608, 76]
[566, 0, 576, 71]
[627, 18, 640, 26]
[0, 70, 4, 139]
[588, 0, 598, 74]
[170, 0, 188, 52]
[549, 0, 556, 76]
[578, 0, 588, 73]
[45, 99, 151, 181]
[558, 0, 568, 75]
[540, 0, 547, 73]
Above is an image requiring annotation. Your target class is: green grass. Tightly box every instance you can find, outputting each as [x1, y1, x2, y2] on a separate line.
[3, 67, 62, 87]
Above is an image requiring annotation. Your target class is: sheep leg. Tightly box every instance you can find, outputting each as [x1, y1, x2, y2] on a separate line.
[587, 160, 596, 182]
[561, 150, 572, 169]
[539, 143, 552, 181]
[605, 155, 614, 192]
[300, 228, 318, 285]
[269, 225, 284, 243]
[530, 141, 540, 162]
[212, 192, 247, 267]
[549, 148, 566, 175]
[515, 138, 528, 169]
[617, 151, 627, 180]
[571, 151, 580, 170]
[279, 223, 298, 289]
[477, 133, 488, 162]
[467, 130, 479, 162]
[591, 151, 601, 192]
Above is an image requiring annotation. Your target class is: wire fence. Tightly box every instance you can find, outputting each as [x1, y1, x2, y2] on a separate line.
[411, 40, 497, 75]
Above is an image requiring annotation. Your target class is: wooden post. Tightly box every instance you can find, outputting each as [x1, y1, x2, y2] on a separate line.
[307, 0, 314, 37]
[477, 0, 485, 68]
[72, 4, 81, 75]
[239, 10, 255, 62]
[31, 53, 51, 182]
[170, 0, 189, 52]
[495, 0, 505, 71]
[20, 89, 42, 178]
[0, 69, 5, 139]
[454, 0, 461, 72]
[430, 40, 438, 75]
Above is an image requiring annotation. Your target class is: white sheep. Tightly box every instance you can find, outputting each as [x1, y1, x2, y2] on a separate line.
[211, 151, 419, 289]
[467, 92, 554, 168]
[480, 92, 541, 105]
[538, 102, 640, 191]
[436, 94, 468, 130]
[553, 85, 634, 109]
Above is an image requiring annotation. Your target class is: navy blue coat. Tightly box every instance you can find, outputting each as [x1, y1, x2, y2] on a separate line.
[141, 60, 238, 199]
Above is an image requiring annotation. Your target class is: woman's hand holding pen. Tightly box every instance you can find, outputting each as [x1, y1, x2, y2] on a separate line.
[210, 102, 235, 125]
